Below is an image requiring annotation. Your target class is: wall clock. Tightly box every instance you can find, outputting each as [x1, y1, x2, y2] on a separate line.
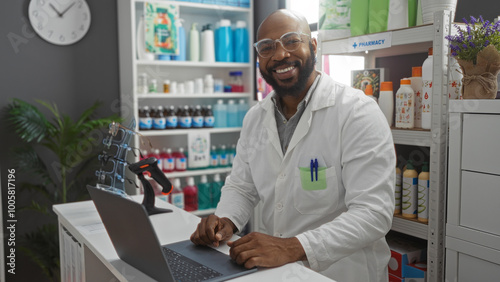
[28, 0, 91, 45]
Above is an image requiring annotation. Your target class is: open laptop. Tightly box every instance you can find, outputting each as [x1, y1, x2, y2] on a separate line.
[87, 185, 257, 282]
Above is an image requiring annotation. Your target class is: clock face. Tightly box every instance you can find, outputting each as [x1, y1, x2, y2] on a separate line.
[28, 0, 91, 45]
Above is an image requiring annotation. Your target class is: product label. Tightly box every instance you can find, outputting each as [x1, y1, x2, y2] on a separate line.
[448, 79, 463, 100]
[176, 157, 187, 170]
[139, 117, 152, 129]
[219, 153, 228, 166]
[210, 154, 219, 167]
[192, 116, 204, 128]
[179, 117, 192, 128]
[395, 89, 414, 128]
[166, 116, 178, 128]
[418, 179, 429, 220]
[204, 116, 215, 127]
[422, 80, 432, 113]
[153, 117, 166, 129]
[395, 171, 402, 212]
[163, 158, 175, 171]
[402, 177, 418, 217]
[171, 193, 184, 209]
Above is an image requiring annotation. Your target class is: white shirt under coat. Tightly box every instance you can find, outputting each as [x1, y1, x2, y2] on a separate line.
[215, 71, 396, 282]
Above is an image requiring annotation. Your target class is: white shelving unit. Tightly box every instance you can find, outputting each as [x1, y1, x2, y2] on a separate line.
[318, 11, 454, 281]
[117, 0, 254, 214]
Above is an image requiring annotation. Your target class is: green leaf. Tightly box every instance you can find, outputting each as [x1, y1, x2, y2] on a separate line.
[6, 99, 50, 143]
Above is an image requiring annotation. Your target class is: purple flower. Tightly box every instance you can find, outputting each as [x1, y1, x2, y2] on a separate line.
[479, 15, 484, 23]
[462, 43, 468, 49]
[469, 42, 476, 48]
[451, 51, 458, 57]
[462, 17, 468, 24]
[470, 16, 477, 24]
[484, 40, 490, 47]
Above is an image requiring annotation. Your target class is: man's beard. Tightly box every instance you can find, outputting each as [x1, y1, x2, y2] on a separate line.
[260, 42, 316, 98]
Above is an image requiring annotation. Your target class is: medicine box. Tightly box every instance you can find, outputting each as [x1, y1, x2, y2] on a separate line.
[403, 262, 427, 281]
[386, 232, 427, 277]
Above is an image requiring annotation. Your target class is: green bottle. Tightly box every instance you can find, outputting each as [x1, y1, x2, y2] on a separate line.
[211, 174, 224, 208]
[197, 175, 211, 210]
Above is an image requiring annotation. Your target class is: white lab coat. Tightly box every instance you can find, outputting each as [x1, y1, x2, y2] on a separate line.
[215, 72, 395, 282]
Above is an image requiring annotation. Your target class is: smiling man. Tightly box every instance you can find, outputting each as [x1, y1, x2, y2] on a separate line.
[191, 10, 396, 282]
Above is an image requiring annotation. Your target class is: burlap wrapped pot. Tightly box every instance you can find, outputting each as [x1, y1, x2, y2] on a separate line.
[458, 44, 500, 99]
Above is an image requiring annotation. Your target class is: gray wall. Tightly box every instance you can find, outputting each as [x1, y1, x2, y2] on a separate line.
[0, 0, 119, 281]
[0, 0, 496, 281]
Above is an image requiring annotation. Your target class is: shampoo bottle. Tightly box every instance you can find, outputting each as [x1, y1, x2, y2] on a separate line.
[233, 20, 249, 62]
[201, 24, 215, 62]
[172, 18, 186, 61]
[189, 22, 200, 62]
[197, 175, 211, 210]
[216, 19, 233, 62]
[410, 66, 423, 128]
[378, 81, 394, 127]
[402, 161, 418, 219]
[211, 174, 223, 208]
[395, 79, 415, 129]
[183, 177, 198, 212]
[364, 84, 378, 102]
[418, 161, 430, 223]
[421, 47, 433, 129]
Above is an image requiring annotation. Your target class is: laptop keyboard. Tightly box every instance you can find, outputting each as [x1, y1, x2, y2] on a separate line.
[162, 247, 223, 281]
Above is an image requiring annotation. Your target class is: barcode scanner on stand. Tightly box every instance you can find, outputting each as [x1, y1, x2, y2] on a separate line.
[128, 157, 173, 215]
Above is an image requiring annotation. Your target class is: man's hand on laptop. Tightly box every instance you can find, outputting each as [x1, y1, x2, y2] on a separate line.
[191, 215, 237, 247]
[227, 233, 306, 269]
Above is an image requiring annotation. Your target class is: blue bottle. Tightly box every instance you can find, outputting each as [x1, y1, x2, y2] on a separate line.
[209, 145, 219, 168]
[233, 21, 249, 62]
[227, 99, 239, 127]
[172, 19, 186, 61]
[213, 99, 227, 128]
[197, 175, 211, 210]
[215, 19, 233, 62]
[210, 174, 224, 208]
[237, 99, 249, 127]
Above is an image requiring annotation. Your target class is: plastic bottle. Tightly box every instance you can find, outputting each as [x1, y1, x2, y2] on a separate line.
[229, 71, 244, 92]
[378, 81, 394, 127]
[189, 22, 200, 62]
[137, 73, 149, 94]
[218, 145, 229, 167]
[203, 105, 214, 128]
[183, 177, 198, 211]
[410, 66, 423, 128]
[395, 166, 402, 215]
[139, 106, 152, 130]
[209, 145, 219, 168]
[395, 79, 415, 129]
[237, 99, 249, 127]
[364, 84, 378, 102]
[213, 99, 227, 128]
[197, 175, 211, 210]
[204, 74, 214, 94]
[418, 161, 430, 223]
[216, 19, 233, 62]
[227, 99, 239, 127]
[201, 24, 215, 62]
[211, 174, 223, 208]
[402, 161, 418, 219]
[161, 148, 175, 173]
[151, 148, 162, 168]
[228, 144, 236, 166]
[421, 47, 433, 129]
[165, 105, 178, 129]
[448, 56, 463, 100]
[170, 178, 184, 209]
[174, 147, 187, 172]
[192, 105, 204, 129]
[233, 20, 249, 63]
[179, 105, 192, 129]
[149, 78, 158, 93]
[152, 106, 166, 130]
[172, 18, 186, 61]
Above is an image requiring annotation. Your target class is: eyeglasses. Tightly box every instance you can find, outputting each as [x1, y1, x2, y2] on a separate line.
[253, 31, 310, 58]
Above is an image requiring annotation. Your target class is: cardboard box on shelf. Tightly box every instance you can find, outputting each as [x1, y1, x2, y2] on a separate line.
[386, 232, 427, 278]
[389, 273, 405, 282]
[403, 262, 427, 281]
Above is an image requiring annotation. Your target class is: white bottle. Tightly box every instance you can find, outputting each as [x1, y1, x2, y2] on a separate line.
[402, 161, 418, 219]
[448, 56, 463, 100]
[395, 78, 415, 129]
[201, 24, 215, 62]
[170, 178, 184, 209]
[418, 161, 430, 223]
[421, 47, 433, 129]
[378, 81, 394, 127]
[204, 74, 214, 94]
[189, 22, 200, 62]
[410, 66, 423, 128]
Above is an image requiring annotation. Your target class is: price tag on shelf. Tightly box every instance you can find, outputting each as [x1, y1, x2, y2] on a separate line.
[348, 32, 392, 53]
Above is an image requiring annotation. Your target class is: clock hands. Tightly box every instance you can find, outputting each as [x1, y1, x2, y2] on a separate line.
[49, 3, 62, 17]
[59, 2, 76, 17]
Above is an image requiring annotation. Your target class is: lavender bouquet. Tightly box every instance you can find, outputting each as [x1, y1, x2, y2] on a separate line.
[445, 16, 500, 99]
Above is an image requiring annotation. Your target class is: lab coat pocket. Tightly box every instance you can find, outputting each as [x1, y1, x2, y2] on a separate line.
[294, 166, 338, 215]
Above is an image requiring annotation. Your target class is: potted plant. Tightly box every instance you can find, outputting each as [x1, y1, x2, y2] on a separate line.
[6, 98, 120, 281]
[446, 16, 500, 99]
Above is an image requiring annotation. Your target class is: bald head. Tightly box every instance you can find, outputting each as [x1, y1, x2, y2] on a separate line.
[257, 9, 311, 41]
